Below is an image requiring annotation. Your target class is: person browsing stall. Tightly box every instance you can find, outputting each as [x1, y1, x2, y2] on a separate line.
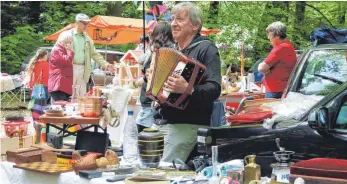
[136, 21, 175, 133]
[48, 34, 74, 102]
[27, 49, 49, 95]
[258, 21, 297, 99]
[27, 49, 50, 122]
[147, 2, 222, 162]
[63, 13, 115, 97]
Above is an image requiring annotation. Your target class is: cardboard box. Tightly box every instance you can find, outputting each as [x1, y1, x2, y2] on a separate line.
[125, 177, 170, 184]
[0, 135, 33, 159]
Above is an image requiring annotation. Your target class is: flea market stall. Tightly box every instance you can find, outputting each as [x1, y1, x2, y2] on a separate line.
[2, 8, 347, 184]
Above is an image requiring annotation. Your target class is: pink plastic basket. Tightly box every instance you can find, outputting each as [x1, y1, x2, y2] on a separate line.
[2, 120, 30, 137]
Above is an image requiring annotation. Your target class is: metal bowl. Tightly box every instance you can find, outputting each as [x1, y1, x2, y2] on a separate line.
[273, 150, 294, 163]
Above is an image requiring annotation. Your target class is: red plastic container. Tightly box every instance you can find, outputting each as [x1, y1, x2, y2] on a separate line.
[2, 120, 30, 137]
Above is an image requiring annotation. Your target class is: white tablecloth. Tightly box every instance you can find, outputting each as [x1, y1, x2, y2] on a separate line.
[0, 161, 125, 184]
[0, 76, 16, 93]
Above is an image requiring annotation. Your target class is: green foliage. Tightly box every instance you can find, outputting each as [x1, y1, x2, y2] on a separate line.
[1, 1, 346, 75]
[1, 26, 44, 74]
[121, 1, 143, 18]
[40, 1, 107, 34]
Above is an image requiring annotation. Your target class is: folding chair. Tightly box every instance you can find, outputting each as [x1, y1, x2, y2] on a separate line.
[0, 73, 27, 108]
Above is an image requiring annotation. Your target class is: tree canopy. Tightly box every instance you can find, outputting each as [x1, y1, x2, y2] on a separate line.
[1, 1, 346, 74]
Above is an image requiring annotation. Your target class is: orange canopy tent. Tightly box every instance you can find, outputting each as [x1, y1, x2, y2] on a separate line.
[44, 15, 221, 45]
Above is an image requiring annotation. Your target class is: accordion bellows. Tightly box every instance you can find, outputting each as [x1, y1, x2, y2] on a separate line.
[146, 48, 206, 110]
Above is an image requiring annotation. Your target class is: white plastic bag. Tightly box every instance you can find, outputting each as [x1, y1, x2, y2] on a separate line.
[262, 92, 324, 129]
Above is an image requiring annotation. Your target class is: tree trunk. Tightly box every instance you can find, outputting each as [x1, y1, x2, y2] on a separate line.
[106, 2, 122, 17]
[293, 1, 306, 48]
[28, 1, 41, 25]
[207, 1, 219, 27]
[338, 1, 346, 25]
[253, 2, 273, 60]
[272, 1, 290, 22]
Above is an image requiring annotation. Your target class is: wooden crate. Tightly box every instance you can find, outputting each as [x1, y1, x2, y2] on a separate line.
[7, 147, 42, 164]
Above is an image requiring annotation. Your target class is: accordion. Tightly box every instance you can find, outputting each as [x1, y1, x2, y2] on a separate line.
[146, 48, 206, 110]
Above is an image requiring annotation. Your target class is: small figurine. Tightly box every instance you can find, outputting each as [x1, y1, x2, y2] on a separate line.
[72, 151, 98, 174]
[96, 150, 119, 168]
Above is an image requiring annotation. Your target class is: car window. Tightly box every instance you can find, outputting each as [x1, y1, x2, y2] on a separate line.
[99, 52, 123, 64]
[335, 100, 347, 131]
[298, 49, 347, 96]
[92, 51, 124, 69]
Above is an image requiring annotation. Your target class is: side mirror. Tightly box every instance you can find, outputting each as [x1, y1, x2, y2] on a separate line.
[308, 108, 328, 130]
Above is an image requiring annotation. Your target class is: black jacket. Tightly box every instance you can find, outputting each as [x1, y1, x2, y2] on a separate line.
[139, 49, 153, 106]
[158, 34, 222, 126]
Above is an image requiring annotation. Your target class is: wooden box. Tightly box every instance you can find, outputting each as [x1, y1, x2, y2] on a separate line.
[7, 147, 42, 164]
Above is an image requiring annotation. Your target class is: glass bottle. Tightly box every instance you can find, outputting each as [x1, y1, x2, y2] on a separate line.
[209, 146, 220, 184]
[71, 85, 80, 103]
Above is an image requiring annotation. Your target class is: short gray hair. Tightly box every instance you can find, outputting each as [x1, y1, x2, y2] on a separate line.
[56, 31, 73, 46]
[172, 2, 203, 33]
[266, 21, 287, 39]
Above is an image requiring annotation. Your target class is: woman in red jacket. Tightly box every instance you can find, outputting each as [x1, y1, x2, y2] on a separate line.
[48, 34, 74, 102]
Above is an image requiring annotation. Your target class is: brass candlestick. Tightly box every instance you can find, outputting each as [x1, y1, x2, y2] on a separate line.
[9, 129, 24, 148]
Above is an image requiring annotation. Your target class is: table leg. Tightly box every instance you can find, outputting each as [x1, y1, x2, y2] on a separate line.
[46, 123, 50, 142]
[62, 124, 67, 136]
[94, 125, 98, 132]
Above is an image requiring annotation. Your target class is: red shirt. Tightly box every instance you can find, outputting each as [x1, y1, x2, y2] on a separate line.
[29, 59, 49, 89]
[263, 40, 297, 93]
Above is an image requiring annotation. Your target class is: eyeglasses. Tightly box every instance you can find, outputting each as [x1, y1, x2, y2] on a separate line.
[80, 21, 89, 25]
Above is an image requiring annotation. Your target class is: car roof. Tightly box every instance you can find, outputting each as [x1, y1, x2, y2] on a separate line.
[96, 49, 125, 55]
[310, 44, 347, 50]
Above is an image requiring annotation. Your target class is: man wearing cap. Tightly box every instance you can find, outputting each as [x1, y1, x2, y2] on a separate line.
[59, 13, 114, 96]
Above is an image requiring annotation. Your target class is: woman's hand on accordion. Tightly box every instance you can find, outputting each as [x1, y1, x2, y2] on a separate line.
[163, 73, 190, 94]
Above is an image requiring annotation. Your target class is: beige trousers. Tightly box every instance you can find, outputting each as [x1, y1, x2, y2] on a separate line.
[73, 64, 87, 97]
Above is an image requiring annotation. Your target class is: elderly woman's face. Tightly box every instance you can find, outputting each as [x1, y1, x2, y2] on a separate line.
[60, 37, 73, 48]
[267, 32, 281, 46]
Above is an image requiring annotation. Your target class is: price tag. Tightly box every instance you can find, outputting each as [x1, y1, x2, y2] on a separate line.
[197, 136, 205, 143]
[273, 168, 290, 183]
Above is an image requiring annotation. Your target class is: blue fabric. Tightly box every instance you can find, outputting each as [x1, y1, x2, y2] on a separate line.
[265, 92, 283, 99]
[136, 106, 156, 128]
[254, 71, 264, 83]
[31, 84, 49, 100]
[210, 100, 225, 127]
[30, 85, 49, 121]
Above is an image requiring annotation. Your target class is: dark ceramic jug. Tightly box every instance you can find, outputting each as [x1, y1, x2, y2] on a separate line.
[138, 128, 164, 168]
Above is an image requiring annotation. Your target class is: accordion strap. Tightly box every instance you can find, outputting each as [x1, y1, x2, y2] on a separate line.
[173, 63, 201, 106]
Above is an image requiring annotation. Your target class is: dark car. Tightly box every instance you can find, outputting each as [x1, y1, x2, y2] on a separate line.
[284, 44, 347, 97]
[199, 82, 347, 176]
[196, 44, 347, 173]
